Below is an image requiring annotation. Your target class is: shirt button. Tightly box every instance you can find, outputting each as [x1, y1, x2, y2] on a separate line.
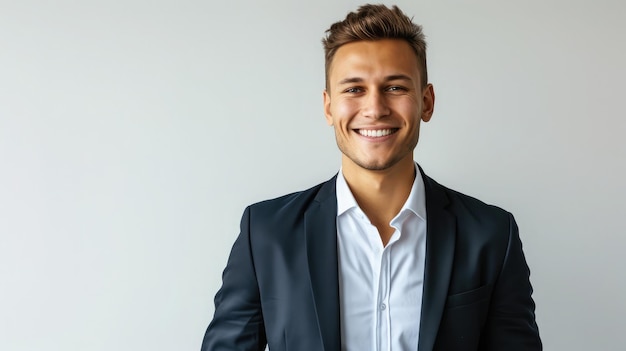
[380, 303, 386, 310]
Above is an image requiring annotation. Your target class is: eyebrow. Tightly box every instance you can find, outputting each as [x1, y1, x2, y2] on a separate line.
[337, 74, 413, 85]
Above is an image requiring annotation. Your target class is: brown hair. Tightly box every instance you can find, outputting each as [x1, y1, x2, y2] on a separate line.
[322, 4, 428, 89]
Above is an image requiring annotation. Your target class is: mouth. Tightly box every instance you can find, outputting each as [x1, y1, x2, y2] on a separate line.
[355, 128, 399, 138]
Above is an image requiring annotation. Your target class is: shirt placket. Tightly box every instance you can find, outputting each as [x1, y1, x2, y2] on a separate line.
[378, 239, 396, 351]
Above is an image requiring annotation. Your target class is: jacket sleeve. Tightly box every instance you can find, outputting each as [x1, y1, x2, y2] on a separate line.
[201, 207, 267, 351]
[479, 213, 542, 350]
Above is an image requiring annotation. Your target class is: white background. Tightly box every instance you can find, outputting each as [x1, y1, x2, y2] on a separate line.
[1, 0, 624, 350]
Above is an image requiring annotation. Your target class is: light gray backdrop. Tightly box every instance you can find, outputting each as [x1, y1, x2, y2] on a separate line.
[1, 0, 624, 350]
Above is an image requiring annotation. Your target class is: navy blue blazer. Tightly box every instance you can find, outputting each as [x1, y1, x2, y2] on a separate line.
[202, 170, 542, 350]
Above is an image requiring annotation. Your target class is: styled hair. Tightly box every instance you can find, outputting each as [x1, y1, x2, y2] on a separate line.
[322, 4, 428, 89]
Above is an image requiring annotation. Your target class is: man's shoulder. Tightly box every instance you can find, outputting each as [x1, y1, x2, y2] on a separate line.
[424, 175, 516, 249]
[424, 174, 512, 220]
[246, 175, 336, 218]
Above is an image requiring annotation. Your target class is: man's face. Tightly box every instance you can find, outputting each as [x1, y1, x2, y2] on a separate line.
[323, 39, 434, 172]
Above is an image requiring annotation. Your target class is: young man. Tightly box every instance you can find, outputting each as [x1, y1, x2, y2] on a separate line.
[202, 4, 541, 351]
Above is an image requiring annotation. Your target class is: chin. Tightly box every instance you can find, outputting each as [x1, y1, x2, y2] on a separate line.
[353, 158, 398, 171]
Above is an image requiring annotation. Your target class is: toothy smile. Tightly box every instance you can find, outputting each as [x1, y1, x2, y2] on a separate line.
[357, 129, 398, 137]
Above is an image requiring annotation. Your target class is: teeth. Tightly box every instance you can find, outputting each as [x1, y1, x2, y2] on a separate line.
[358, 129, 394, 137]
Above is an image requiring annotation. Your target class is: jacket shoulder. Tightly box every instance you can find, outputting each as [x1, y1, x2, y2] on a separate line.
[424, 175, 513, 227]
[246, 176, 335, 223]
[424, 176, 519, 283]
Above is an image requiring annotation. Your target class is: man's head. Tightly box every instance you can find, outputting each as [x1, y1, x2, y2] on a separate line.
[322, 5, 434, 174]
[322, 4, 428, 90]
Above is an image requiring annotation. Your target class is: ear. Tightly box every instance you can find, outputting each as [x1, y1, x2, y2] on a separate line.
[421, 84, 435, 122]
[323, 89, 333, 126]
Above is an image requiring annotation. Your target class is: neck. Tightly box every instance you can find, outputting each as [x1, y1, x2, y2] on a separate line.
[341, 156, 416, 225]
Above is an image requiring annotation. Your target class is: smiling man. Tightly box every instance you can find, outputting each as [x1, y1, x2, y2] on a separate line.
[201, 4, 541, 351]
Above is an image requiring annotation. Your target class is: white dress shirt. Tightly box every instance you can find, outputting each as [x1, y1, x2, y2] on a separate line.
[336, 165, 427, 351]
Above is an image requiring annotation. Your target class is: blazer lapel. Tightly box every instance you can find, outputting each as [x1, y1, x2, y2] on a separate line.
[418, 171, 457, 351]
[304, 177, 341, 351]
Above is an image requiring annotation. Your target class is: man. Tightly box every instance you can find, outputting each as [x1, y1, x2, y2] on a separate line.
[202, 4, 541, 351]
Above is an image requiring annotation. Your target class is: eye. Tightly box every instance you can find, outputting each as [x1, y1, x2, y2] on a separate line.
[344, 87, 363, 94]
[386, 86, 407, 92]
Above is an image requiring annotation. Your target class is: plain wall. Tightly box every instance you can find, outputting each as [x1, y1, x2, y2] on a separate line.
[1, 0, 624, 350]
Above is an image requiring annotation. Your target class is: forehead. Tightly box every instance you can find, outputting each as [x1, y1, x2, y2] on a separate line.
[329, 39, 420, 82]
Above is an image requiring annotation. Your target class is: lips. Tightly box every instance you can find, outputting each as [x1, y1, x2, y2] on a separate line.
[356, 128, 398, 137]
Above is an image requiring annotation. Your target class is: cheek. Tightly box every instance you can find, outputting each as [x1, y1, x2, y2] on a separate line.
[332, 99, 359, 125]
[396, 98, 420, 114]
[396, 102, 422, 125]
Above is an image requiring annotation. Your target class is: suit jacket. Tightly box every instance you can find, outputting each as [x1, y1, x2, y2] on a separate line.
[202, 169, 542, 351]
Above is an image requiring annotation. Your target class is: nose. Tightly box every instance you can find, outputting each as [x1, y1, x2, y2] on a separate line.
[362, 90, 390, 119]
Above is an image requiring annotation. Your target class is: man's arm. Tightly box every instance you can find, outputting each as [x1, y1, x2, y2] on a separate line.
[480, 213, 542, 350]
[201, 207, 267, 351]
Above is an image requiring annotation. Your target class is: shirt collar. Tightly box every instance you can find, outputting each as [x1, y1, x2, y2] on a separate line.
[335, 162, 426, 221]
[336, 169, 359, 216]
